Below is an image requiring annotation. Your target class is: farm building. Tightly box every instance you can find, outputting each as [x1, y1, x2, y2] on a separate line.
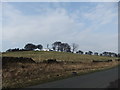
[42, 48, 50, 51]
[34, 48, 41, 51]
[34, 48, 54, 51]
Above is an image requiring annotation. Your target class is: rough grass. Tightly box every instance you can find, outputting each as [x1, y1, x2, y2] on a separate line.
[2, 61, 119, 89]
[1, 51, 119, 89]
[2, 51, 117, 62]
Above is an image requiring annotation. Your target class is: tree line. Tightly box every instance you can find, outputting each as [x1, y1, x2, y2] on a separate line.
[6, 41, 77, 53]
[6, 41, 120, 57]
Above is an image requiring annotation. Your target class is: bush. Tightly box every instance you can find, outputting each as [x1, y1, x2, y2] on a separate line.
[43, 59, 58, 63]
[2, 57, 35, 65]
[92, 60, 112, 63]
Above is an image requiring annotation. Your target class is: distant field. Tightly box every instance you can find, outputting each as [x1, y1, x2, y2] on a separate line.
[2, 51, 117, 62]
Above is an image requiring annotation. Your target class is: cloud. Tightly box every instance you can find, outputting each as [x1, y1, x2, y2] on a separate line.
[83, 3, 117, 25]
[2, 3, 84, 49]
[74, 3, 118, 52]
[2, 2, 118, 53]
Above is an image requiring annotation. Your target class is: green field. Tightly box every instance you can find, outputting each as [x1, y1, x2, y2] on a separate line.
[2, 51, 117, 62]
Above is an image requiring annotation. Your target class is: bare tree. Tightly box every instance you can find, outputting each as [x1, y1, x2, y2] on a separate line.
[47, 44, 49, 49]
[71, 43, 79, 53]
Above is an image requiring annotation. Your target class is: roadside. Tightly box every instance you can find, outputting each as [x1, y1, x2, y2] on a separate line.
[2, 58, 119, 89]
[27, 66, 119, 88]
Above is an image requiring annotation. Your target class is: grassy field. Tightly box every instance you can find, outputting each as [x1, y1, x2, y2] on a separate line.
[2, 51, 119, 89]
[2, 51, 117, 62]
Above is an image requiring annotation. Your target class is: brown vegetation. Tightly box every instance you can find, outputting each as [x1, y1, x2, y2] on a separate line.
[2, 57, 35, 66]
[1, 51, 119, 88]
[2, 59, 119, 88]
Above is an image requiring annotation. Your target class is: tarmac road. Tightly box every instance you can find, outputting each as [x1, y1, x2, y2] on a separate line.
[28, 66, 119, 88]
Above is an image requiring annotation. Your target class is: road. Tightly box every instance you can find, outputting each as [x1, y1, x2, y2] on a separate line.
[28, 66, 119, 88]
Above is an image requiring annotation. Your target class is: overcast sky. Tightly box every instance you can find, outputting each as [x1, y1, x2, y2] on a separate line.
[2, 2, 118, 53]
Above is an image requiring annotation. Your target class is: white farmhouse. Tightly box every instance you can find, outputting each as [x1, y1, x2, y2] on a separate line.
[34, 48, 41, 51]
[34, 48, 54, 51]
[42, 48, 50, 51]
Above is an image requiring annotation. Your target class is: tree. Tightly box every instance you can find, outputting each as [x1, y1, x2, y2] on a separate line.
[88, 51, 93, 55]
[37, 44, 43, 50]
[85, 52, 88, 54]
[102, 52, 108, 56]
[85, 51, 93, 55]
[107, 52, 118, 57]
[76, 50, 84, 54]
[24, 43, 37, 50]
[47, 44, 49, 49]
[94, 52, 98, 56]
[118, 53, 120, 57]
[62, 43, 71, 52]
[108, 52, 112, 57]
[59, 43, 64, 52]
[99, 53, 103, 56]
[52, 41, 71, 52]
[52, 41, 62, 51]
[6, 48, 20, 52]
[102, 52, 114, 57]
[71, 43, 79, 53]
[6, 49, 12, 52]
[114, 53, 118, 57]
[111, 53, 118, 57]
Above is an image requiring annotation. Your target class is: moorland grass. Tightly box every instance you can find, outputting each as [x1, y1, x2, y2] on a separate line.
[1, 51, 119, 89]
[2, 61, 119, 88]
[2, 51, 117, 62]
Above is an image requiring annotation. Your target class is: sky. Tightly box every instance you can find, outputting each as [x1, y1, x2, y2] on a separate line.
[1, 1, 118, 53]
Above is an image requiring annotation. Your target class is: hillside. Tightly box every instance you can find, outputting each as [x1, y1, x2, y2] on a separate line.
[2, 51, 119, 89]
[2, 51, 117, 62]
